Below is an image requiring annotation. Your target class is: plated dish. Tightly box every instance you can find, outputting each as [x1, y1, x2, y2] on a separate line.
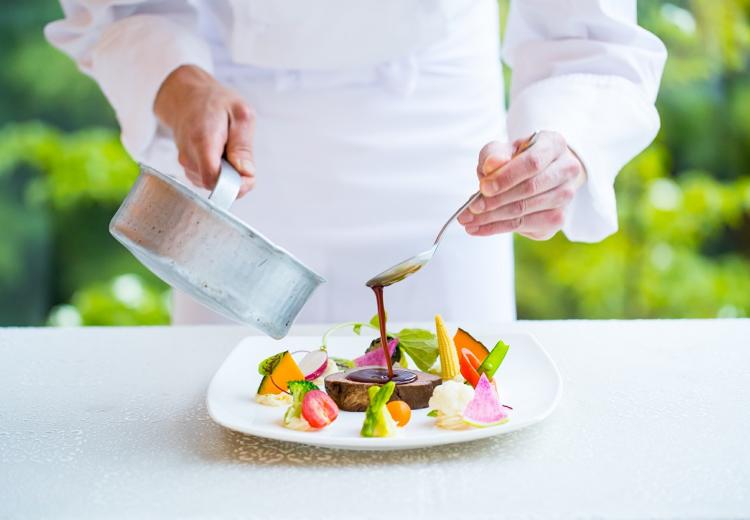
[207, 318, 562, 450]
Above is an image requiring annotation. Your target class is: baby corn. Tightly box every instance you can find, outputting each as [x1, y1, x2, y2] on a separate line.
[435, 314, 459, 380]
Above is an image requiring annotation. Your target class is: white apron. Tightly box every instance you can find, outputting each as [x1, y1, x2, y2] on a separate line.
[152, 0, 515, 325]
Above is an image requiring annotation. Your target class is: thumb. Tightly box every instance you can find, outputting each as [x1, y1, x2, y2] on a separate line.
[225, 103, 256, 196]
[477, 141, 515, 177]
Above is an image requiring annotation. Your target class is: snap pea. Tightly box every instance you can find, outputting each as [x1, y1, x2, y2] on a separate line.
[477, 340, 509, 379]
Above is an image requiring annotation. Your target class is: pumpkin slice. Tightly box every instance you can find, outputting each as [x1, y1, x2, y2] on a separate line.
[454, 328, 490, 365]
[257, 351, 306, 395]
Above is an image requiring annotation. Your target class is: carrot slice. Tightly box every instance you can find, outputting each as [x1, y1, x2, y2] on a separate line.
[459, 348, 482, 388]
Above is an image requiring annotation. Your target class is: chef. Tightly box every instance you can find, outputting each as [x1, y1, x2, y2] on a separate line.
[46, 0, 666, 324]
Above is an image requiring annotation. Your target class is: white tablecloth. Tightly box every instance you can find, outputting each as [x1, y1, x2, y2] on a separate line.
[1, 320, 748, 519]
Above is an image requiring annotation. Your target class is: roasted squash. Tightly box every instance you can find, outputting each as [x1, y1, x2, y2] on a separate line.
[257, 351, 306, 395]
[454, 328, 490, 365]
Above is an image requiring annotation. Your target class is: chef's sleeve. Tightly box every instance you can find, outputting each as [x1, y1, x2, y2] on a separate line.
[45, 0, 213, 157]
[502, 0, 667, 242]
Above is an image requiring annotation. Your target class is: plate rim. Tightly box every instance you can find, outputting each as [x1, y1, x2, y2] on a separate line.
[206, 331, 563, 451]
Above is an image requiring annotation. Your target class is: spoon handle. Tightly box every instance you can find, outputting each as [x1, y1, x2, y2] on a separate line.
[432, 191, 482, 246]
[432, 131, 539, 246]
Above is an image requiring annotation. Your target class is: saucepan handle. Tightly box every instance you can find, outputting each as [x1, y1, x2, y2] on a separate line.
[208, 159, 242, 210]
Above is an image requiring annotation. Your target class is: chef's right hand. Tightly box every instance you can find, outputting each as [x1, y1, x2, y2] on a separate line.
[154, 65, 256, 197]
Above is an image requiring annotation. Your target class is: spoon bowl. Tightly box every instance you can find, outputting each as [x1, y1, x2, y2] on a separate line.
[365, 246, 437, 287]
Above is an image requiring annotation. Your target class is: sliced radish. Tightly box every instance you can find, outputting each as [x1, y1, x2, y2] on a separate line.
[296, 349, 329, 381]
[353, 338, 398, 367]
[462, 373, 508, 427]
[301, 390, 339, 428]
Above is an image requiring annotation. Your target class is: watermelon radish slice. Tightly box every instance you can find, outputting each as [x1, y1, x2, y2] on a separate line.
[353, 338, 398, 367]
[462, 373, 508, 427]
[294, 350, 329, 381]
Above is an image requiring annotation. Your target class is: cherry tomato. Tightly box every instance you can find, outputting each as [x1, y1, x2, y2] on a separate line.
[386, 400, 411, 427]
[301, 390, 339, 428]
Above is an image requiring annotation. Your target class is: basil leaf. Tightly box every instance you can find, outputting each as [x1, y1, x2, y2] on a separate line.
[396, 328, 434, 341]
[258, 351, 285, 376]
[396, 328, 438, 372]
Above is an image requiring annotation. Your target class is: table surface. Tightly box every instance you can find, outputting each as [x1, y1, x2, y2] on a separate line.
[1, 320, 748, 520]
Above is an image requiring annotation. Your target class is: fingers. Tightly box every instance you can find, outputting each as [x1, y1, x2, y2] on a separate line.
[465, 208, 565, 239]
[178, 124, 225, 190]
[466, 152, 581, 215]
[479, 130, 566, 197]
[226, 102, 257, 197]
[476, 141, 515, 178]
[460, 181, 576, 228]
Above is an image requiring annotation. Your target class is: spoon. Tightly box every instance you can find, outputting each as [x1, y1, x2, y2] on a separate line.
[366, 132, 538, 288]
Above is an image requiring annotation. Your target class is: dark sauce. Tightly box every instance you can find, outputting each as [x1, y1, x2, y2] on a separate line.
[345, 285, 418, 385]
[347, 367, 417, 384]
[372, 285, 392, 378]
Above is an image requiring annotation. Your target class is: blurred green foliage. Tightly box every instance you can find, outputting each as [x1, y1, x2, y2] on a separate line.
[0, 0, 748, 325]
[515, 0, 750, 319]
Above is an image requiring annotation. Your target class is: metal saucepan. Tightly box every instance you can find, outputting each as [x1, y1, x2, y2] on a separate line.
[110, 161, 325, 338]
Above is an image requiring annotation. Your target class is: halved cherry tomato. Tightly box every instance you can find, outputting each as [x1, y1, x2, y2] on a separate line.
[301, 390, 339, 428]
[459, 348, 482, 388]
[386, 400, 411, 427]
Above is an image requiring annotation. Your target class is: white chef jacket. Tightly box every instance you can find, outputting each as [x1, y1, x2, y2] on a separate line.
[46, 0, 666, 325]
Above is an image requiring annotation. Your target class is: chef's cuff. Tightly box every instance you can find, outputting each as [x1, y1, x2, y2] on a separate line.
[506, 73, 660, 243]
[90, 15, 213, 158]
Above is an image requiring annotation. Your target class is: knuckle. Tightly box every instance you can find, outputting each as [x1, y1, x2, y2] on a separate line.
[232, 102, 255, 122]
[522, 178, 538, 197]
[177, 152, 189, 168]
[524, 153, 541, 172]
[201, 171, 216, 188]
[188, 129, 209, 146]
[227, 141, 252, 154]
[564, 161, 579, 178]
[511, 199, 526, 216]
[559, 187, 575, 203]
[195, 154, 220, 179]
[509, 217, 524, 230]
[548, 209, 564, 227]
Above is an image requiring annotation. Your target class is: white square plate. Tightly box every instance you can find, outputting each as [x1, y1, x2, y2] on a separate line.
[207, 331, 562, 450]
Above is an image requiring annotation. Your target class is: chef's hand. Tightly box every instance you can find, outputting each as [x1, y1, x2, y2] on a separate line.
[457, 131, 586, 240]
[154, 65, 256, 196]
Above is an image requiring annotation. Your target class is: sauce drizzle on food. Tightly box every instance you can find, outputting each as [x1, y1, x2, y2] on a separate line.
[345, 285, 418, 385]
[373, 285, 392, 378]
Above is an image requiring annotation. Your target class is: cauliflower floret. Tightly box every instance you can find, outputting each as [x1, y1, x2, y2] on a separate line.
[284, 415, 312, 431]
[311, 358, 339, 387]
[255, 392, 293, 407]
[428, 380, 474, 417]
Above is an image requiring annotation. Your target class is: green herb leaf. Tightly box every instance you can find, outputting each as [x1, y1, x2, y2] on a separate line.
[427, 410, 439, 417]
[331, 357, 354, 370]
[369, 314, 380, 328]
[353, 323, 363, 335]
[258, 351, 286, 376]
[396, 328, 439, 372]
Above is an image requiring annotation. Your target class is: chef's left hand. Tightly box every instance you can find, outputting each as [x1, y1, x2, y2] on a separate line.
[458, 131, 586, 240]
